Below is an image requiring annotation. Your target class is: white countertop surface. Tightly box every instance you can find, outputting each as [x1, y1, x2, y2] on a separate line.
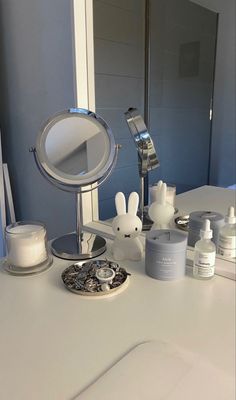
[0, 186, 235, 400]
[175, 185, 236, 215]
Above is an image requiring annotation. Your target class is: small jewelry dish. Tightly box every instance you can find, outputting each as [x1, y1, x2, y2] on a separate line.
[61, 259, 130, 298]
[4, 221, 53, 276]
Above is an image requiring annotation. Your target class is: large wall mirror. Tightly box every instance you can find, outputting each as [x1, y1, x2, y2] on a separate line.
[93, 0, 219, 220]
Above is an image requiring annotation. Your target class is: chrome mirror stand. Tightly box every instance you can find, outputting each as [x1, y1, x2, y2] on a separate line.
[30, 144, 119, 260]
[125, 108, 160, 231]
[31, 108, 119, 260]
[138, 160, 153, 231]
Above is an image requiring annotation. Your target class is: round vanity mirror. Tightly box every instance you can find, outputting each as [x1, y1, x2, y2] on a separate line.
[36, 108, 115, 189]
[32, 108, 118, 260]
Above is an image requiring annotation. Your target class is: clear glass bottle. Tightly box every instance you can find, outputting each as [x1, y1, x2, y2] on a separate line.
[218, 206, 236, 259]
[193, 219, 216, 280]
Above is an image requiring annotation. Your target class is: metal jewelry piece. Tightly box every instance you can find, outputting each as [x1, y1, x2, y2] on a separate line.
[101, 283, 111, 292]
[95, 267, 115, 283]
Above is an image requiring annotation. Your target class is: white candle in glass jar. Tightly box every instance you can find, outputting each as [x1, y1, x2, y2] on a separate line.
[5, 223, 48, 268]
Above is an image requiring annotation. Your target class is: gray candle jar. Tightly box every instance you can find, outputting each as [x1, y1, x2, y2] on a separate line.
[145, 229, 187, 281]
[188, 211, 224, 247]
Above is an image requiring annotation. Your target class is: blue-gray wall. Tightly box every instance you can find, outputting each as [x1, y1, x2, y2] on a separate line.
[148, 0, 217, 194]
[192, 0, 236, 187]
[0, 0, 76, 238]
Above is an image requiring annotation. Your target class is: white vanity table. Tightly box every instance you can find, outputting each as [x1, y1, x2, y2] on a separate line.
[0, 186, 235, 400]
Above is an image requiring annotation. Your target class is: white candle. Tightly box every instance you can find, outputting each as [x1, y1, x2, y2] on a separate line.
[6, 223, 48, 268]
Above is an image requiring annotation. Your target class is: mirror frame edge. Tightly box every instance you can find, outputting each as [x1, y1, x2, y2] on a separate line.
[72, 0, 99, 225]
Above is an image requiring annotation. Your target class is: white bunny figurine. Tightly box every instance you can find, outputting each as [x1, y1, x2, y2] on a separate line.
[112, 192, 143, 261]
[148, 181, 175, 230]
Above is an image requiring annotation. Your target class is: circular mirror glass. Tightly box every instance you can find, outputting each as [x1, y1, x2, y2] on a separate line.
[36, 108, 116, 187]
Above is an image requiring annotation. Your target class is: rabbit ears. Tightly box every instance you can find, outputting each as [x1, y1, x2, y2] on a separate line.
[155, 180, 167, 205]
[115, 192, 139, 216]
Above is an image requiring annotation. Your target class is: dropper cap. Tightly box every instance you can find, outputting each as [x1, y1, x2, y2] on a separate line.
[200, 219, 213, 239]
[225, 206, 236, 224]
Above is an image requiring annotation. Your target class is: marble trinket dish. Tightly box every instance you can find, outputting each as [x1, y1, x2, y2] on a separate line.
[61, 259, 130, 297]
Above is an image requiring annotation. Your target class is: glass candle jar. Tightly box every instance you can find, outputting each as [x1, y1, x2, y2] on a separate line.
[149, 183, 176, 207]
[5, 221, 49, 268]
[165, 184, 176, 207]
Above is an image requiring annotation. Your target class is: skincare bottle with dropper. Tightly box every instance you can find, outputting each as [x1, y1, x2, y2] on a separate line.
[218, 206, 236, 259]
[193, 219, 216, 280]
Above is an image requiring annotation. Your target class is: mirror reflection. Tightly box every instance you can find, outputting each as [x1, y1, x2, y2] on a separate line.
[1, 0, 234, 255]
[45, 115, 108, 177]
[36, 110, 115, 187]
[93, 0, 219, 220]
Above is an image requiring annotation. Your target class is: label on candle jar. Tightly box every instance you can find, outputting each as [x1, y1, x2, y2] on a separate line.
[6, 224, 48, 268]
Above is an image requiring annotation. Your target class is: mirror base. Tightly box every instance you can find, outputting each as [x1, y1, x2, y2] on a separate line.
[51, 232, 106, 260]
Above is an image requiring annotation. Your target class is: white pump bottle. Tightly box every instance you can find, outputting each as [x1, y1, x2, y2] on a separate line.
[218, 206, 236, 259]
[193, 219, 216, 279]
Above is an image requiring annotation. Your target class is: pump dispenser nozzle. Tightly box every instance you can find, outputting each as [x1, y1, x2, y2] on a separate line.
[225, 206, 236, 224]
[200, 219, 213, 239]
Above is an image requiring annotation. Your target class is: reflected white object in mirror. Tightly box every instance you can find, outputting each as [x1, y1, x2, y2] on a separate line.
[148, 182, 175, 230]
